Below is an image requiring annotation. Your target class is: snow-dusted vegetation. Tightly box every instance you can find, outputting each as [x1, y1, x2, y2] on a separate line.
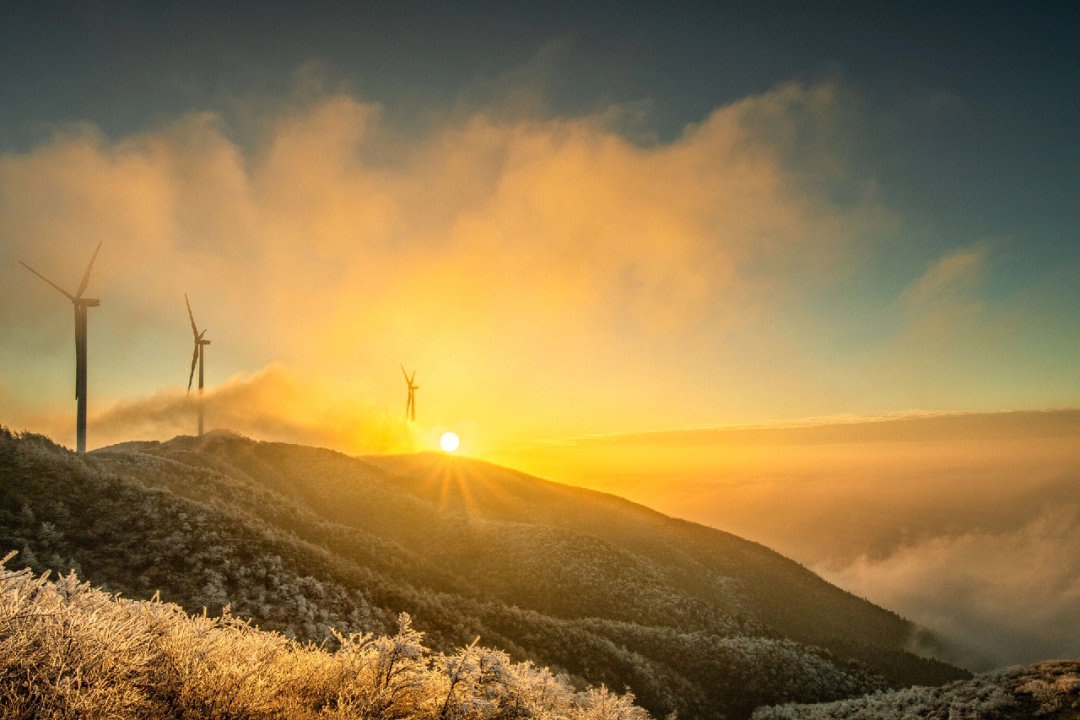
[0, 554, 648, 720]
[753, 661, 1080, 719]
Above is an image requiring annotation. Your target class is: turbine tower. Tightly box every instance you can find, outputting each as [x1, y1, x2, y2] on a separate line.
[19, 242, 102, 454]
[402, 365, 418, 422]
[185, 294, 211, 436]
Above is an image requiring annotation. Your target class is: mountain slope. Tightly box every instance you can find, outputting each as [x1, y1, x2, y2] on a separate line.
[0, 429, 966, 719]
[754, 660, 1080, 719]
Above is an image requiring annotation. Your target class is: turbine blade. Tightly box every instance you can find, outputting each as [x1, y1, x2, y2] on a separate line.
[184, 294, 199, 335]
[402, 365, 410, 382]
[20, 261, 74, 300]
[75, 241, 102, 297]
[188, 343, 199, 391]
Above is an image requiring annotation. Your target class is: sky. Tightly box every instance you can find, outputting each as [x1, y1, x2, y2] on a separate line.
[3, 1, 1079, 452]
[2, 0, 1080, 667]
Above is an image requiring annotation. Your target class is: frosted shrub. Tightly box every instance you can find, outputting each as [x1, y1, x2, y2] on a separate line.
[0, 560, 161, 719]
[572, 687, 650, 720]
[0, 553, 650, 720]
[151, 607, 299, 718]
[325, 614, 436, 719]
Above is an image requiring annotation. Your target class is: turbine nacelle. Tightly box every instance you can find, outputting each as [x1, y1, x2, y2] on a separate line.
[19, 241, 102, 307]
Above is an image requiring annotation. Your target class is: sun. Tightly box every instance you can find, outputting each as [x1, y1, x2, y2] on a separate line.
[440, 432, 460, 452]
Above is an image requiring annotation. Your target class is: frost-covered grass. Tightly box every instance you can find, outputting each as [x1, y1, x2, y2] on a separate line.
[753, 659, 1080, 719]
[0, 553, 648, 720]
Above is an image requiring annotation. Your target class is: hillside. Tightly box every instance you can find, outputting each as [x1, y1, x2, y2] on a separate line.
[754, 660, 1080, 719]
[0, 429, 966, 719]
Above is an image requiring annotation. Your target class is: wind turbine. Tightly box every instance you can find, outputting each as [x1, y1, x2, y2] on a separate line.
[185, 294, 211, 436]
[402, 365, 418, 422]
[19, 242, 102, 454]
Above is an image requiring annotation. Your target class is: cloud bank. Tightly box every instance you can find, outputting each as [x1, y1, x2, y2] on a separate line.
[11, 366, 420, 455]
[822, 505, 1080, 670]
[496, 411, 1080, 670]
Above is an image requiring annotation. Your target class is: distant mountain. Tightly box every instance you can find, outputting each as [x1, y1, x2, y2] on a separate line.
[0, 429, 967, 719]
[753, 660, 1080, 719]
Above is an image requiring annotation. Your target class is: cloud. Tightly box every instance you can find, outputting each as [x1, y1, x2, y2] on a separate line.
[495, 410, 1080, 498]
[830, 242, 1019, 410]
[490, 410, 1080, 670]
[904, 246, 986, 304]
[0, 80, 888, 441]
[11, 365, 421, 455]
[820, 506, 1080, 670]
[900, 244, 988, 340]
[514, 409, 1080, 447]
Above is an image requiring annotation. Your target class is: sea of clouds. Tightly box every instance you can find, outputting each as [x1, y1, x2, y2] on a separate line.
[504, 411, 1080, 670]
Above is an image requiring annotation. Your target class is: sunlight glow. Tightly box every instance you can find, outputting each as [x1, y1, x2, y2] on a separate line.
[440, 432, 460, 452]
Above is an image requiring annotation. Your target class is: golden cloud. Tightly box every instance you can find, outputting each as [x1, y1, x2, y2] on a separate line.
[1, 81, 888, 441]
[7, 365, 420, 455]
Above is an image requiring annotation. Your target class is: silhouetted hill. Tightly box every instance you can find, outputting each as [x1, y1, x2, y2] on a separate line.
[0, 429, 967, 719]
